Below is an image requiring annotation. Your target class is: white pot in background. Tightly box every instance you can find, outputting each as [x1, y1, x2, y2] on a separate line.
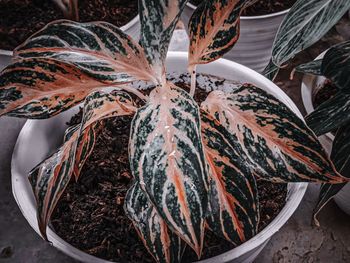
[181, 3, 289, 73]
[301, 52, 350, 216]
[0, 15, 140, 71]
[12, 51, 307, 263]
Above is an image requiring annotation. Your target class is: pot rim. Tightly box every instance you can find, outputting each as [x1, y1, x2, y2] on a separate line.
[11, 51, 308, 263]
[186, 2, 290, 20]
[301, 51, 335, 141]
[0, 14, 140, 55]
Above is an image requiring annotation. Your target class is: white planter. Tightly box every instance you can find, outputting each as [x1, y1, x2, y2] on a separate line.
[301, 52, 350, 216]
[0, 15, 140, 71]
[181, 3, 289, 73]
[0, 49, 13, 71]
[11, 51, 307, 263]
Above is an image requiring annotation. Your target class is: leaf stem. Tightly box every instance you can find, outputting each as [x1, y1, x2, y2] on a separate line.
[117, 85, 148, 101]
[190, 65, 197, 97]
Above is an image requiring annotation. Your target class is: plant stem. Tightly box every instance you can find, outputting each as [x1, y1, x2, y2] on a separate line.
[189, 65, 197, 97]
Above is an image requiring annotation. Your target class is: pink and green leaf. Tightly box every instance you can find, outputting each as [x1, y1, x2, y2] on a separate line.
[29, 90, 136, 239]
[139, 0, 188, 83]
[201, 84, 346, 183]
[125, 183, 185, 263]
[188, 0, 256, 67]
[0, 20, 153, 119]
[129, 84, 208, 256]
[201, 110, 259, 245]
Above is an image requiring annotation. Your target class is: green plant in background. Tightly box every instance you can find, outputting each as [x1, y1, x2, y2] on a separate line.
[0, 0, 348, 262]
[52, 0, 79, 20]
[264, 0, 350, 224]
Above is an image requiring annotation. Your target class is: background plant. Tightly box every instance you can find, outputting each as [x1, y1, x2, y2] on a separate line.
[0, 0, 348, 263]
[264, 0, 350, 223]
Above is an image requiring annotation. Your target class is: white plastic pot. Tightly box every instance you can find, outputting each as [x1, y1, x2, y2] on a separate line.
[0, 15, 140, 71]
[301, 52, 350, 216]
[12, 51, 307, 263]
[181, 3, 289, 73]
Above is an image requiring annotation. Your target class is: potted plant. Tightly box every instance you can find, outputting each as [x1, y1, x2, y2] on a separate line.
[263, 0, 350, 223]
[0, 0, 140, 70]
[2, 0, 348, 263]
[298, 41, 350, 217]
[181, 0, 297, 72]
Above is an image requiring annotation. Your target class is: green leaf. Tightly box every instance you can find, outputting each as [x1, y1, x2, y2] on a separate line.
[295, 59, 322, 76]
[0, 20, 154, 118]
[28, 90, 136, 239]
[313, 125, 350, 225]
[188, 0, 249, 67]
[321, 40, 350, 91]
[270, 0, 350, 67]
[201, 110, 259, 245]
[262, 59, 280, 81]
[129, 84, 208, 256]
[305, 91, 350, 136]
[201, 84, 346, 183]
[125, 183, 185, 263]
[139, 0, 188, 83]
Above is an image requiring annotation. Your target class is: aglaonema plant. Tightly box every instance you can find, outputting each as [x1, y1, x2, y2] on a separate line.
[0, 0, 348, 262]
[263, 0, 350, 225]
[293, 40, 350, 225]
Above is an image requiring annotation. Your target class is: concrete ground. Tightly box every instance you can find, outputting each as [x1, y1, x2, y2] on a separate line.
[1, 19, 350, 263]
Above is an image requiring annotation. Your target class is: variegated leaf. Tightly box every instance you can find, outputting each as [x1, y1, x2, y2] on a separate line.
[270, 0, 350, 67]
[201, 84, 346, 183]
[125, 183, 184, 263]
[313, 125, 350, 225]
[0, 20, 154, 118]
[15, 20, 155, 83]
[129, 83, 208, 256]
[295, 59, 322, 76]
[201, 110, 259, 245]
[262, 59, 280, 81]
[29, 90, 136, 239]
[305, 92, 350, 136]
[139, 0, 188, 83]
[321, 40, 350, 91]
[188, 0, 249, 67]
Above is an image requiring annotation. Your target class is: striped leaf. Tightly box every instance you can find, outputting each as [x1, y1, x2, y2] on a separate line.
[188, 0, 250, 67]
[15, 20, 155, 83]
[129, 84, 208, 256]
[125, 183, 184, 263]
[295, 59, 322, 76]
[305, 92, 350, 136]
[0, 20, 154, 118]
[201, 110, 259, 245]
[321, 41, 350, 91]
[313, 125, 350, 225]
[201, 85, 346, 183]
[262, 59, 280, 81]
[139, 0, 188, 83]
[29, 90, 136, 239]
[270, 0, 350, 67]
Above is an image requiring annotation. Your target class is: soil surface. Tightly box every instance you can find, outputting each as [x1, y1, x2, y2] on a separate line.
[190, 0, 296, 16]
[51, 80, 287, 262]
[0, 0, 138, 50]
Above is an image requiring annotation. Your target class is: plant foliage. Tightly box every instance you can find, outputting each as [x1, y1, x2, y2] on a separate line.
[0, 1, 348, 262]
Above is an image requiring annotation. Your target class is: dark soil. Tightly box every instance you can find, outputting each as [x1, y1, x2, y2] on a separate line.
[0, 0, 138, 50]
[190, 0, 296, 16]
[313, 79, 338, 109]
[52, 81, 287, 262]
